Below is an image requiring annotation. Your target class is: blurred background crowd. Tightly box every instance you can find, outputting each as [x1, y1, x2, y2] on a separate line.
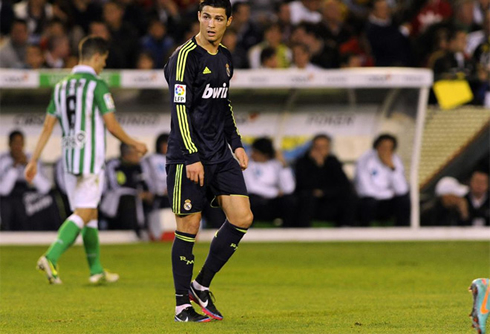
[0, 0, 489, 104]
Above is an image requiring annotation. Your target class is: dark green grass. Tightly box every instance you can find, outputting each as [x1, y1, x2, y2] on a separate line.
[1, 241, 489, 333]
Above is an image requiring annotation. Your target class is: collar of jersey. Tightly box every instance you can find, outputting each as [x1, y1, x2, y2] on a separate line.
[72, 65, 97, 76]
[193, 36, 219, 56]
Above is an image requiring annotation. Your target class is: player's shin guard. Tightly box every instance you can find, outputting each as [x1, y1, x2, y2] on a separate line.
[82, 220, 104, 275]
[172, 231, 196, 305]
[196, 220, 248, 288]
[45, 214, 84, 266]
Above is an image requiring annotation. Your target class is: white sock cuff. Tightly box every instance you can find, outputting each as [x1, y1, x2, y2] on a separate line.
[175, 304, 192, 315]
[68, 214, 84, 229]
[192, 280, 209, 291]
[86, 220, 98, 229]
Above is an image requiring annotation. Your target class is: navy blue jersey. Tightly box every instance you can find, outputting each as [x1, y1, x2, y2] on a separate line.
[164, 37, 243, 165]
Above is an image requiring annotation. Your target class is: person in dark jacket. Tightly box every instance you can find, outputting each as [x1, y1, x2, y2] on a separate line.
[295, 134, 356, 227]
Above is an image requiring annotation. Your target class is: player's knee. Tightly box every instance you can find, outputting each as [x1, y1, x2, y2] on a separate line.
[232, 210, 253, 228]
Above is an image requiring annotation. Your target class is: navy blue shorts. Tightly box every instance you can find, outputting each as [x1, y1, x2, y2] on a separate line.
[166, 158, 248, 215]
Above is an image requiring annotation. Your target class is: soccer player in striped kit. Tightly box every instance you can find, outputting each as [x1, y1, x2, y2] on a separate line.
[164, 0, 254, 323]
[25, 36, 147, 284]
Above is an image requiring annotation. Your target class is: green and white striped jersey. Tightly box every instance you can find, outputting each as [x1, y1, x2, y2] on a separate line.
[47, 65, 115, 175]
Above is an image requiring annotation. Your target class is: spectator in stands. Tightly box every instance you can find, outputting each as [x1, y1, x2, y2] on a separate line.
[289, 0, 322, 25]
[473, 0, 490, 27]
[243, 137, 296, 227]
[231, 2, 262, 53]
[136, 51, 155, 70]
[248, 22, 291, 69]
[318, 0, 352, 51]
[464, 169, 489, 226]
[365, 0, 411, 66]
[24, 44, 46, 69]
[222, 28, 249, 68]
[58, 0, 102, 34]
[147, 0, 181, 38]
[259, 46, 278, 68]
[0, 19, 29, 68]
[473, 11, 490, 69]
[247, 0, 282, 24]
[274, 1, 293, 43]
[141, 133, 169, 210]
[409, 0, 453, 38]
[13, 0, 54, 42]
[467, 11, 490, 57]
[290, 43, 321, 70]
[0, 0, 14, 36]
[355, 134, 410, 226]
[44, 35, 70, 68]
[340, 52, 363, 67]
[120, 0, 148, 37]
[141, 19, 174, 69]
[295, 134, 356, 227]
[304, 23, 339, 68]
[453, 0, 478, 32]
[103, 0, 138, 68]
[89, 21, 127, 68]
[0, 130, 58, 231]
[421, 176, 470, 226]
[101, 143, 153, 237]
[339, 31, 375, 66]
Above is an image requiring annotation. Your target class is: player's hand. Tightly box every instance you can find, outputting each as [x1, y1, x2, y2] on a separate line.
[24, 161, 37, 183]
[235, 147, 248, 170]
[133, 141, 148, 156]
[186, 161, 204, 186]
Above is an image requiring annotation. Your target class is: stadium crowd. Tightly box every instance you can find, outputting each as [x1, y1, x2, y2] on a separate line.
[0, 0, 489, 104]
[1, 130, 488, 232]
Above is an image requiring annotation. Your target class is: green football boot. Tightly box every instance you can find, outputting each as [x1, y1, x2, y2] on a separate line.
[470, 278, 490, 334]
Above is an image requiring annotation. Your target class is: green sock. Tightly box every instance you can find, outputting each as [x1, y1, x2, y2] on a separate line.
[82, 222, 104, 275]
[45, 217, 82, 266]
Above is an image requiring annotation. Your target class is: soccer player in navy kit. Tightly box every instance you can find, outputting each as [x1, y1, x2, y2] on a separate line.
[164, 0, 253, 323]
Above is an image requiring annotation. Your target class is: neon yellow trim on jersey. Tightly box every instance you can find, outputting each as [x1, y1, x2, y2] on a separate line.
[177, 104, 198, 153]
[228, 102, 241, 137]
[176, 164, 183, 214]
[176, 40, 194, 82]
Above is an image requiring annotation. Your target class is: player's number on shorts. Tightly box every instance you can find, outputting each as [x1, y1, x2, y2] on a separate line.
[66, 95, 77, 130]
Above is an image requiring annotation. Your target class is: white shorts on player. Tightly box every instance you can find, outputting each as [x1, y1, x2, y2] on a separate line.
[64, 171, 105, 212]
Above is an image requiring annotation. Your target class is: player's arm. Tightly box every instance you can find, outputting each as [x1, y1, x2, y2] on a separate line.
[225, 100, 248, 170]
[95, 80, 147, 155]
[25, 115, 57, 183]
[166, 48, 204, 185]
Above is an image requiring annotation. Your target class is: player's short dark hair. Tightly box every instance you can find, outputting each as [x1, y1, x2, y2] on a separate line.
[9, 130, 24, 144]
[200, 0, 232, 18]
[79, 36, 109, 60]
[155, 133, 169, 154]
[472, 168, 489, 177]
[252, 137, 275, 159]
[373, 133, 398, 150]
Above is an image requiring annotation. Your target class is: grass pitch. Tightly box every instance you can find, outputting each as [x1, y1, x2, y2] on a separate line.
[1, 241, 488, 334]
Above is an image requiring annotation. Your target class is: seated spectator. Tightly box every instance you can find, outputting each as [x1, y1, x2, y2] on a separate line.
[355, 134, 410, 226]
[14, 0, 54, 42]
[295, 134, 356, 227]
[410, 0, 453, 38]
[301, 23, 339, 68]
[0, 130, 59, 231]
[100, 143, 153, 237]
[465, 169, 489, 226]
[230, 2, 263, 53]
[422, 176, 470, 226]
[290, 43, 321, 70]
[89, 21, 127, 68]
[365, 0, 411, 66]
[340, 52, 363, 68]
[141, 133, 169, 209]
[147, 0, 181, 38]
[318, 0, 352, 50]
[248, 22, 291, 69]
[0, 19, 29, 68]
[243, 137, 296, 227]
[274, 1, 293, 43]
[24, 44, 46, 69]
[289, 0, 322, 25]
[260, 47, 278, 68]
[44, 35, 70, 68]
[222, 28, 249, 68]
[136, 51, 155, 70]
[141, 19, 174, 69]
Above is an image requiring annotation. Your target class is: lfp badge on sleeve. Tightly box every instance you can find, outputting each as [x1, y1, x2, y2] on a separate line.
[174, 84, 186, 103]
